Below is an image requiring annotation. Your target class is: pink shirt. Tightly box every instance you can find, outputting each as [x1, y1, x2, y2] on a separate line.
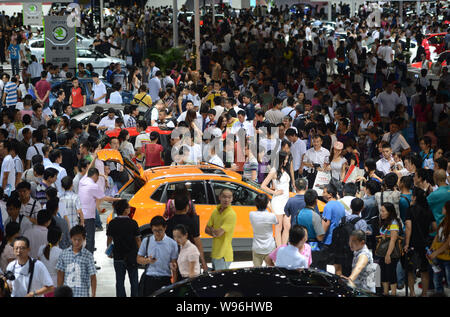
[269, 243, 312, 267]
[78, 176, 105, 219]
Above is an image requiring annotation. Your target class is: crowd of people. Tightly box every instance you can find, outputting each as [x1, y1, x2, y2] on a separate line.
[0, 2, 449, 297]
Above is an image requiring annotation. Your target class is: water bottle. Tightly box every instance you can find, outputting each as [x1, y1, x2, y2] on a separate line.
[425, 247, 442, 273]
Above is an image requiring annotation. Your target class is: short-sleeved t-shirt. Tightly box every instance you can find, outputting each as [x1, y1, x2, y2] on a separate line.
[275, 244, 308, 269]
[0, 154, 16, 193]
[270, 243, 312, 267]
[35, 79, 51, 103]
[143, 143, 163, 167]
[296, 207, 325, 240]
[405, 206, 435, 250]
[207, 205, 237, 262]
[106, 216, 140, 263]
[322, 200, 346, 245]
[138, 235, 178, 277]
[379, 220, 400, 236]
[284, 195, 306, 227]
[4, 81, 18, 107]
[165, 213, 200, 242]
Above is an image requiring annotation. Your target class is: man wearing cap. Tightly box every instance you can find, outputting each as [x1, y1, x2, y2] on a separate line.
[92, 73, 107, 104]
[97, 108, 118, 132]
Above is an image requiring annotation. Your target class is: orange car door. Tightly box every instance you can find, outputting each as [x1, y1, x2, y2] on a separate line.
[209, 180, 260, 239]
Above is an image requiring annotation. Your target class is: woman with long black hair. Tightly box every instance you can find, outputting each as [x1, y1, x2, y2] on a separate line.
[404, 187, 437, 297]
[377, 202, 403, 296]
[261, 151, 291, 247]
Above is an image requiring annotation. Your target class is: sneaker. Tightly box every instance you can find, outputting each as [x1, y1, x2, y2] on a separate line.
[95, 266, 101, 270]
[95, 227, 104, 232]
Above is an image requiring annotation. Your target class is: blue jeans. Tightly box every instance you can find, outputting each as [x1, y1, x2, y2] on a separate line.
[11, 58, 19, 76]
[95, 209, 102, 229]
[113, 260, 139, 297]
[212, 258, 231, 271]
[396, 261, 405, 287]
[433, 259, 450, 293]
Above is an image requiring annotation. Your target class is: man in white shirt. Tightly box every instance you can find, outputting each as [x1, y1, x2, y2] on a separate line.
[92, 73, 107, 104]
[176, 100, 202, 129]
[375, 83, 401, 129]
[303, 135, 330, 189]
[49, 149, 68, 193]
[6, 236, 54, 297]
[147, 61, 160, 81]
[275, 225, 308, 269]
[148, 71, 162, 103]
[285, 128, 307, 179]
[1, 140, 18, 195]
[231, 110, 254, 141]
[109, 83, 123, 104]
[23, 209, 52, 259]
[98, 108, 118, 132]
[376, 143, 395, 176]
[27, 56, 44, 83]
[161, 72, 175, 91]
[249, 194, 278, 266]
[381, 118, 411, 157]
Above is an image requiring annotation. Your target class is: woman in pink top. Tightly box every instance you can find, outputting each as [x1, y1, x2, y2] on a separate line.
[265, 226, 312, 268]
[413, 92, 432, 139]
[173, 224, 200, 280]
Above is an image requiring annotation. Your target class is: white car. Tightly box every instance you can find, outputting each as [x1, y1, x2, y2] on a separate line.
[30, 32, 94, 49]
[29, 38, 126, 72]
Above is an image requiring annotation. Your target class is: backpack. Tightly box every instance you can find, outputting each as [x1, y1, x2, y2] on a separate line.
[143, 106, 155, 125]
[331, 216, 361, 255]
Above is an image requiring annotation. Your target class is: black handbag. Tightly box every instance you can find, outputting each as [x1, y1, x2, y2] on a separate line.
[375, 234, 404, 259]
[138, 236, 151, 297]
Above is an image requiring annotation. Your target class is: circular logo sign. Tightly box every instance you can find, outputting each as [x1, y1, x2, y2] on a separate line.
[26, 4, 39, 16]
[53, 26, 67, 41]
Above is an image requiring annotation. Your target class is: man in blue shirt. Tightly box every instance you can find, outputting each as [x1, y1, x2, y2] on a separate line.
[137, 216, 178, 297]
[284, 178, 308, 227]
[427, 169, 450, 228]
[320, 184, 346, 271]
[296, 189, 325, 244]
[7, 39, 21, 76]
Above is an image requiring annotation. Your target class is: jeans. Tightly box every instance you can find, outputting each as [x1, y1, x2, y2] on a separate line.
[114, 260, 139, 297]
[396, 261, 405, 287]
[95, 209, 103, 229]
[84, 218, 96, 254]
[11, 58, 19, 76]
[433, 259, 450, 293]
[212, 258, 231, 271]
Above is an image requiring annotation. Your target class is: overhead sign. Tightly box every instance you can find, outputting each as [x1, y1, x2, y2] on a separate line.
[44, 16, 76, 70]
[23, 3, 42, 26]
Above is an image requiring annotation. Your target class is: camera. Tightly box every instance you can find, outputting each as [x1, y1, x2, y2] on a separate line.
[2, 271, 15, 281]
[312, 163, 321, 169]
[297, 113, 311, 120]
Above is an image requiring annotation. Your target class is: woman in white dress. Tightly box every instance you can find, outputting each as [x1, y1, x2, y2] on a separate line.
[261, 151, 291, 247]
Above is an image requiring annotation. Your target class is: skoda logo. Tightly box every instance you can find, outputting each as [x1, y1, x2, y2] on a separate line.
[26, 4, 39, 16]
[53, 26, 67, 41]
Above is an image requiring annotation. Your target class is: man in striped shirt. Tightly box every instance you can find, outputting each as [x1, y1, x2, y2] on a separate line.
[2, 75, 18, 108]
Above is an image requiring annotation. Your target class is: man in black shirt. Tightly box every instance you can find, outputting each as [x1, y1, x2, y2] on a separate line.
[106, 199, 141, 297]
[60, 72, 73, 104]
[52, 90, 66, 116]
[57, 132, 78, 178]
[165, 195, 207, 271]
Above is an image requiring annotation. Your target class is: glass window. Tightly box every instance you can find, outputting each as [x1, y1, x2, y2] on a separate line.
[211, 181, 259, 206]
[164, 181, 208, 204]
[150, 184, 166, 202]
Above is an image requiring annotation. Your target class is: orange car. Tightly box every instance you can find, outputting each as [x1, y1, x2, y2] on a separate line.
[99, 150, 325, 250]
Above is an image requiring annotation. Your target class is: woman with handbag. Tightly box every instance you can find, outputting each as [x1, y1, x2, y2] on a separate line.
[403, 188, 437, 297]
[376, 202, 403, 296]
[428, 201, 450, 294]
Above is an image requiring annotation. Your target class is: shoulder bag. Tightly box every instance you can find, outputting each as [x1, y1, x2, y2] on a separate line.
[375, 224, 404, 259]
